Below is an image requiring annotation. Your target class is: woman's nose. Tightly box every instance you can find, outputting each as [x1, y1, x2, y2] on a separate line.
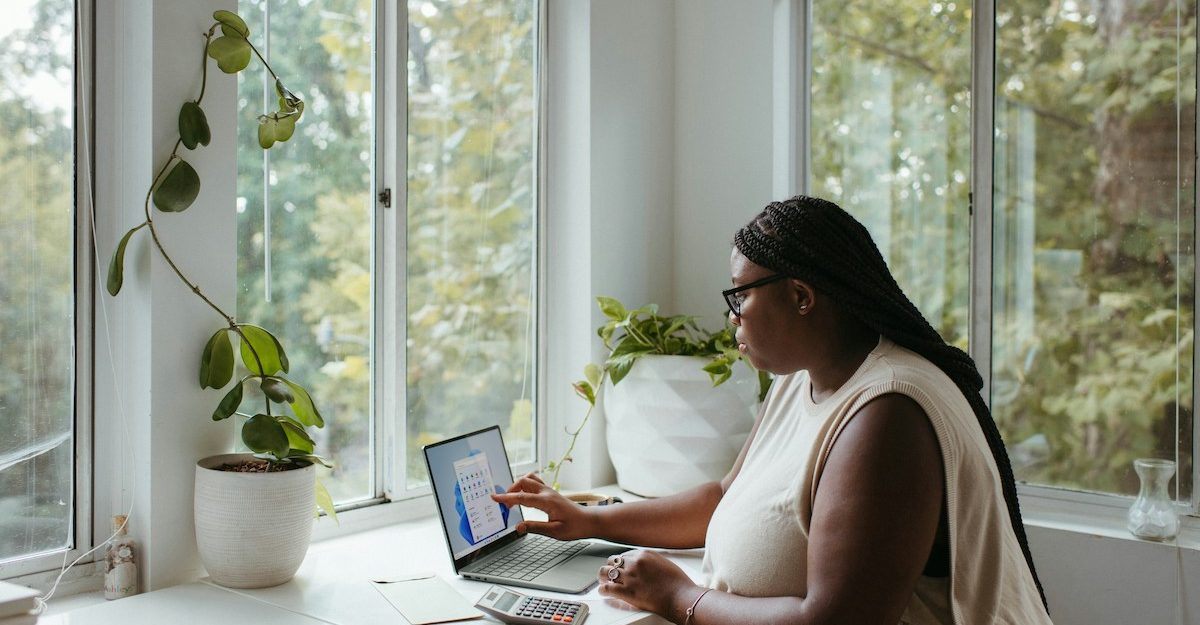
[729, 310, 740, 326]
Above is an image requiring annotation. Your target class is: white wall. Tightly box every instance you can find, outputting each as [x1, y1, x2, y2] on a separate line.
[544, 0, 676, 489]
[673, 0, 775, 323]
[94, 0, 238, 590]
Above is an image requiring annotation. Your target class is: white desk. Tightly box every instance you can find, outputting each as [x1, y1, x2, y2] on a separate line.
[40, 506, 700, 625]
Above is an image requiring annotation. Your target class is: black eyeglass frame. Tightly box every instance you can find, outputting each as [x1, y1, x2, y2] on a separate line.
[722, 273, 788, 317]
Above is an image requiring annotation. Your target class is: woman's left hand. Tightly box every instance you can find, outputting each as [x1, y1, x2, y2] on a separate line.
[598, 550, 698, 617]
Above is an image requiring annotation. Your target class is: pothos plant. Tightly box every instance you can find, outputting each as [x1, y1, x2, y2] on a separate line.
[105, 11, 334, 518]
[545, 296, 771, 490]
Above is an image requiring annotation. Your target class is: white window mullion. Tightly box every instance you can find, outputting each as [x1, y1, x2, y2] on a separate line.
[1193, 22, 1200, 516]
[380, 0, 409, 501]
[773, 0, 810, 198]
[969, 0, 995, 405]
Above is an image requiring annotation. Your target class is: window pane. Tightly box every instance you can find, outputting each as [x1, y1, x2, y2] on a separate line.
[406, 0, 539, 488]
[0, 0, 76, 562]
[809, 2, 973, 348]
[992, 1, 1195, 498]
[237, 0, 375, 504]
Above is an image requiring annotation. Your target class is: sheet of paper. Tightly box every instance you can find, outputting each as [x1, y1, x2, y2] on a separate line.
[371, 575, 483, 625]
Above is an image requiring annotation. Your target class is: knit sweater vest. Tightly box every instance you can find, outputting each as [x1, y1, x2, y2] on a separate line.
[701, 337, 1052, 624]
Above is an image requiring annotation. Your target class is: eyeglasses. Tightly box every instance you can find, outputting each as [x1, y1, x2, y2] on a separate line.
[722, 274, 788, 317]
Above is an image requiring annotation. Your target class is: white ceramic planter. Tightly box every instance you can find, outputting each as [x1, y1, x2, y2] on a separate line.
[194, 453, 316, 588]
[604, 355, 759, 497]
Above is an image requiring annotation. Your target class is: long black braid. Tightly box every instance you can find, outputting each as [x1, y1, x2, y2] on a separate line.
[734, 195, 1048, 611]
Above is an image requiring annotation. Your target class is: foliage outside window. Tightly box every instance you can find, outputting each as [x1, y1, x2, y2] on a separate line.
[405, 0, 539, 488]
[990, 0, 1194, 498]
[236, 0, 540, 500]
[0, 0, 77, 565]
[237, 0, 376, 504]
[811, 0, 1195, 499]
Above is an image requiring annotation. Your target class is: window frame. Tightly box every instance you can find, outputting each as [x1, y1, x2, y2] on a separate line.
[316, 0, 548, 536]
[794, 0, 1200, 520]
[0, 0, 97, 581]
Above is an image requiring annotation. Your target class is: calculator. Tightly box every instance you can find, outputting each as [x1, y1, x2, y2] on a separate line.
[475, 585, 588, 624]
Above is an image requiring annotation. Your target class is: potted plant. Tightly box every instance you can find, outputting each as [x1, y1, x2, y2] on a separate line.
[548, 297, 770, 496]
[105, 10, 334, 589]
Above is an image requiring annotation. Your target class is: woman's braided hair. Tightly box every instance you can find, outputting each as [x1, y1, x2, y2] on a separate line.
[733, 195, 1047, 610]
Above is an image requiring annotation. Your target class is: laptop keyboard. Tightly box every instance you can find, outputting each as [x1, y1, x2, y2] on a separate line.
[474, 535, 588, 581]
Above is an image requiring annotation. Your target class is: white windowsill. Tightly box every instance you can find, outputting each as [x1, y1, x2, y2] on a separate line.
[33, 484, 1200, 621]
[38, 486, 678, 624]
[1019, 484, 1200, 549]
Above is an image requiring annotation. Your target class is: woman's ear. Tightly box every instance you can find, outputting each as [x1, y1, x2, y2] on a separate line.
[790, 279, 816, 314]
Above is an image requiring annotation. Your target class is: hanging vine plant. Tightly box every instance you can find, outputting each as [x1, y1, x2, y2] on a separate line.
[106, 10, 334, 517]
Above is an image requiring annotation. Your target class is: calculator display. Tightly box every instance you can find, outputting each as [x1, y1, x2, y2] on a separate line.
[496, 591, 519, 612]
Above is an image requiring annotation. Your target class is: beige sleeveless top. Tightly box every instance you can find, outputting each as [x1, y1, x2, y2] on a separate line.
[701, 337, 1052, 625]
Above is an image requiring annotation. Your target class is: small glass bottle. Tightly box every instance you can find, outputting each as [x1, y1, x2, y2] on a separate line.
[1126, 458, 1180, 542]
[104, 515, 139, 599]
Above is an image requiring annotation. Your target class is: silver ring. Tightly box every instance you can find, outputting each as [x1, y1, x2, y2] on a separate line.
[611, 555, 624, 569]
[607, 567, 620, 582]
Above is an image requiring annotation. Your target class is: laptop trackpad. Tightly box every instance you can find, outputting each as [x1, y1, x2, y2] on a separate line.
[534, 544, 631, 593]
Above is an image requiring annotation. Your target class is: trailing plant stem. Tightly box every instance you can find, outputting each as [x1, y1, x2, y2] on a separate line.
[140, 31, 273, 412]
[196, 28, 216, 103]
[550, 369, 608, 490]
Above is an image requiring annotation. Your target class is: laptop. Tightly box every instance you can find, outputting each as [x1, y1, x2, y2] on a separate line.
[423, 425, 628, 594]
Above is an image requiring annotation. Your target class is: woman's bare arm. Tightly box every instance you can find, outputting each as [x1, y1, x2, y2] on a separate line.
[641, 393, 944, 625]
[496, 405, 766, 549]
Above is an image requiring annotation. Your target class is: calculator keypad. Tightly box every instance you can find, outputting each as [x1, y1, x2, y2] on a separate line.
[517, 597, 580, 622]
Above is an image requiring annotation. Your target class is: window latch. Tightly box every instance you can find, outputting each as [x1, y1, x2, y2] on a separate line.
[378, 188, 392, 208]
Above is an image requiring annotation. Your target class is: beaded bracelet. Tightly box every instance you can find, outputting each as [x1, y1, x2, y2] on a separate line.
[683, 588, 712, 625]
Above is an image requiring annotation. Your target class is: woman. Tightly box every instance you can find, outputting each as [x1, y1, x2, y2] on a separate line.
[493, 196, 1053, 625]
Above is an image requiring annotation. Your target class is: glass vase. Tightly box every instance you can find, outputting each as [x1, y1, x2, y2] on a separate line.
[1126, 458, 1179, 542]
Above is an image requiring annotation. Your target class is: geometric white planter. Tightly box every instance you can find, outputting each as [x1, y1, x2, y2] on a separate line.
[194, 453, 315, 588]
[604, 355, 759, 497]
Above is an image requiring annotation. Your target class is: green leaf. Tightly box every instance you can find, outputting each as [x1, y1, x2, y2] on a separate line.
[608, 358, 635, 386]
[178, 101, 211, 150]
[152, 159, 201, 213]
[572, 381, 595, 405]
[199, 329, 235, 389]
[213, 10, 250, 38]
[274, 114, 297, 142]
[242, 414, 289, 458]
[596, 296, 626, 321]
[238, 324, 288, 375]
[261, 377, 295, 404]
[290, 454, 333, 468]
[258, 114, 299, 149]
[275, 78, 302, 112]
[257, 119, 276, 149]
[584, 363, 602, 389]
[207, 35, 252, 73]
[315, 477, 338, 522]
[106, 224, 142, 296]
[282, 379, 323, 428]
[212, 380, 243, 421]
[280, 418, 314, 454]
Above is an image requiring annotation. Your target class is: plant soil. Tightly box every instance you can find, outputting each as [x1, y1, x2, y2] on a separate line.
[218, 459, 301, 473]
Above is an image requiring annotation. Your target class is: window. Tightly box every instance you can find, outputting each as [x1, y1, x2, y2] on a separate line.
[0, 0, 85, 566]
[809, 1, 1196, 503]
[991, 0, 1194, 498]
[236, 0, 540, 505]
[809, 2, 972, 348]
[404, 0, 540, 488]
[237, 0, 378, 506]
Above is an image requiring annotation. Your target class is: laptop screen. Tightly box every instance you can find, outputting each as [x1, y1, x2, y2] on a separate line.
[424, 426, 526, 562]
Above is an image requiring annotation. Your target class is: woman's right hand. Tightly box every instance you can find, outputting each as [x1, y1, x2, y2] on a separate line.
[491, 472, 597, 541]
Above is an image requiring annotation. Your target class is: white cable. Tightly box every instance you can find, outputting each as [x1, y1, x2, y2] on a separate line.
[32, 2, 138, 613]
